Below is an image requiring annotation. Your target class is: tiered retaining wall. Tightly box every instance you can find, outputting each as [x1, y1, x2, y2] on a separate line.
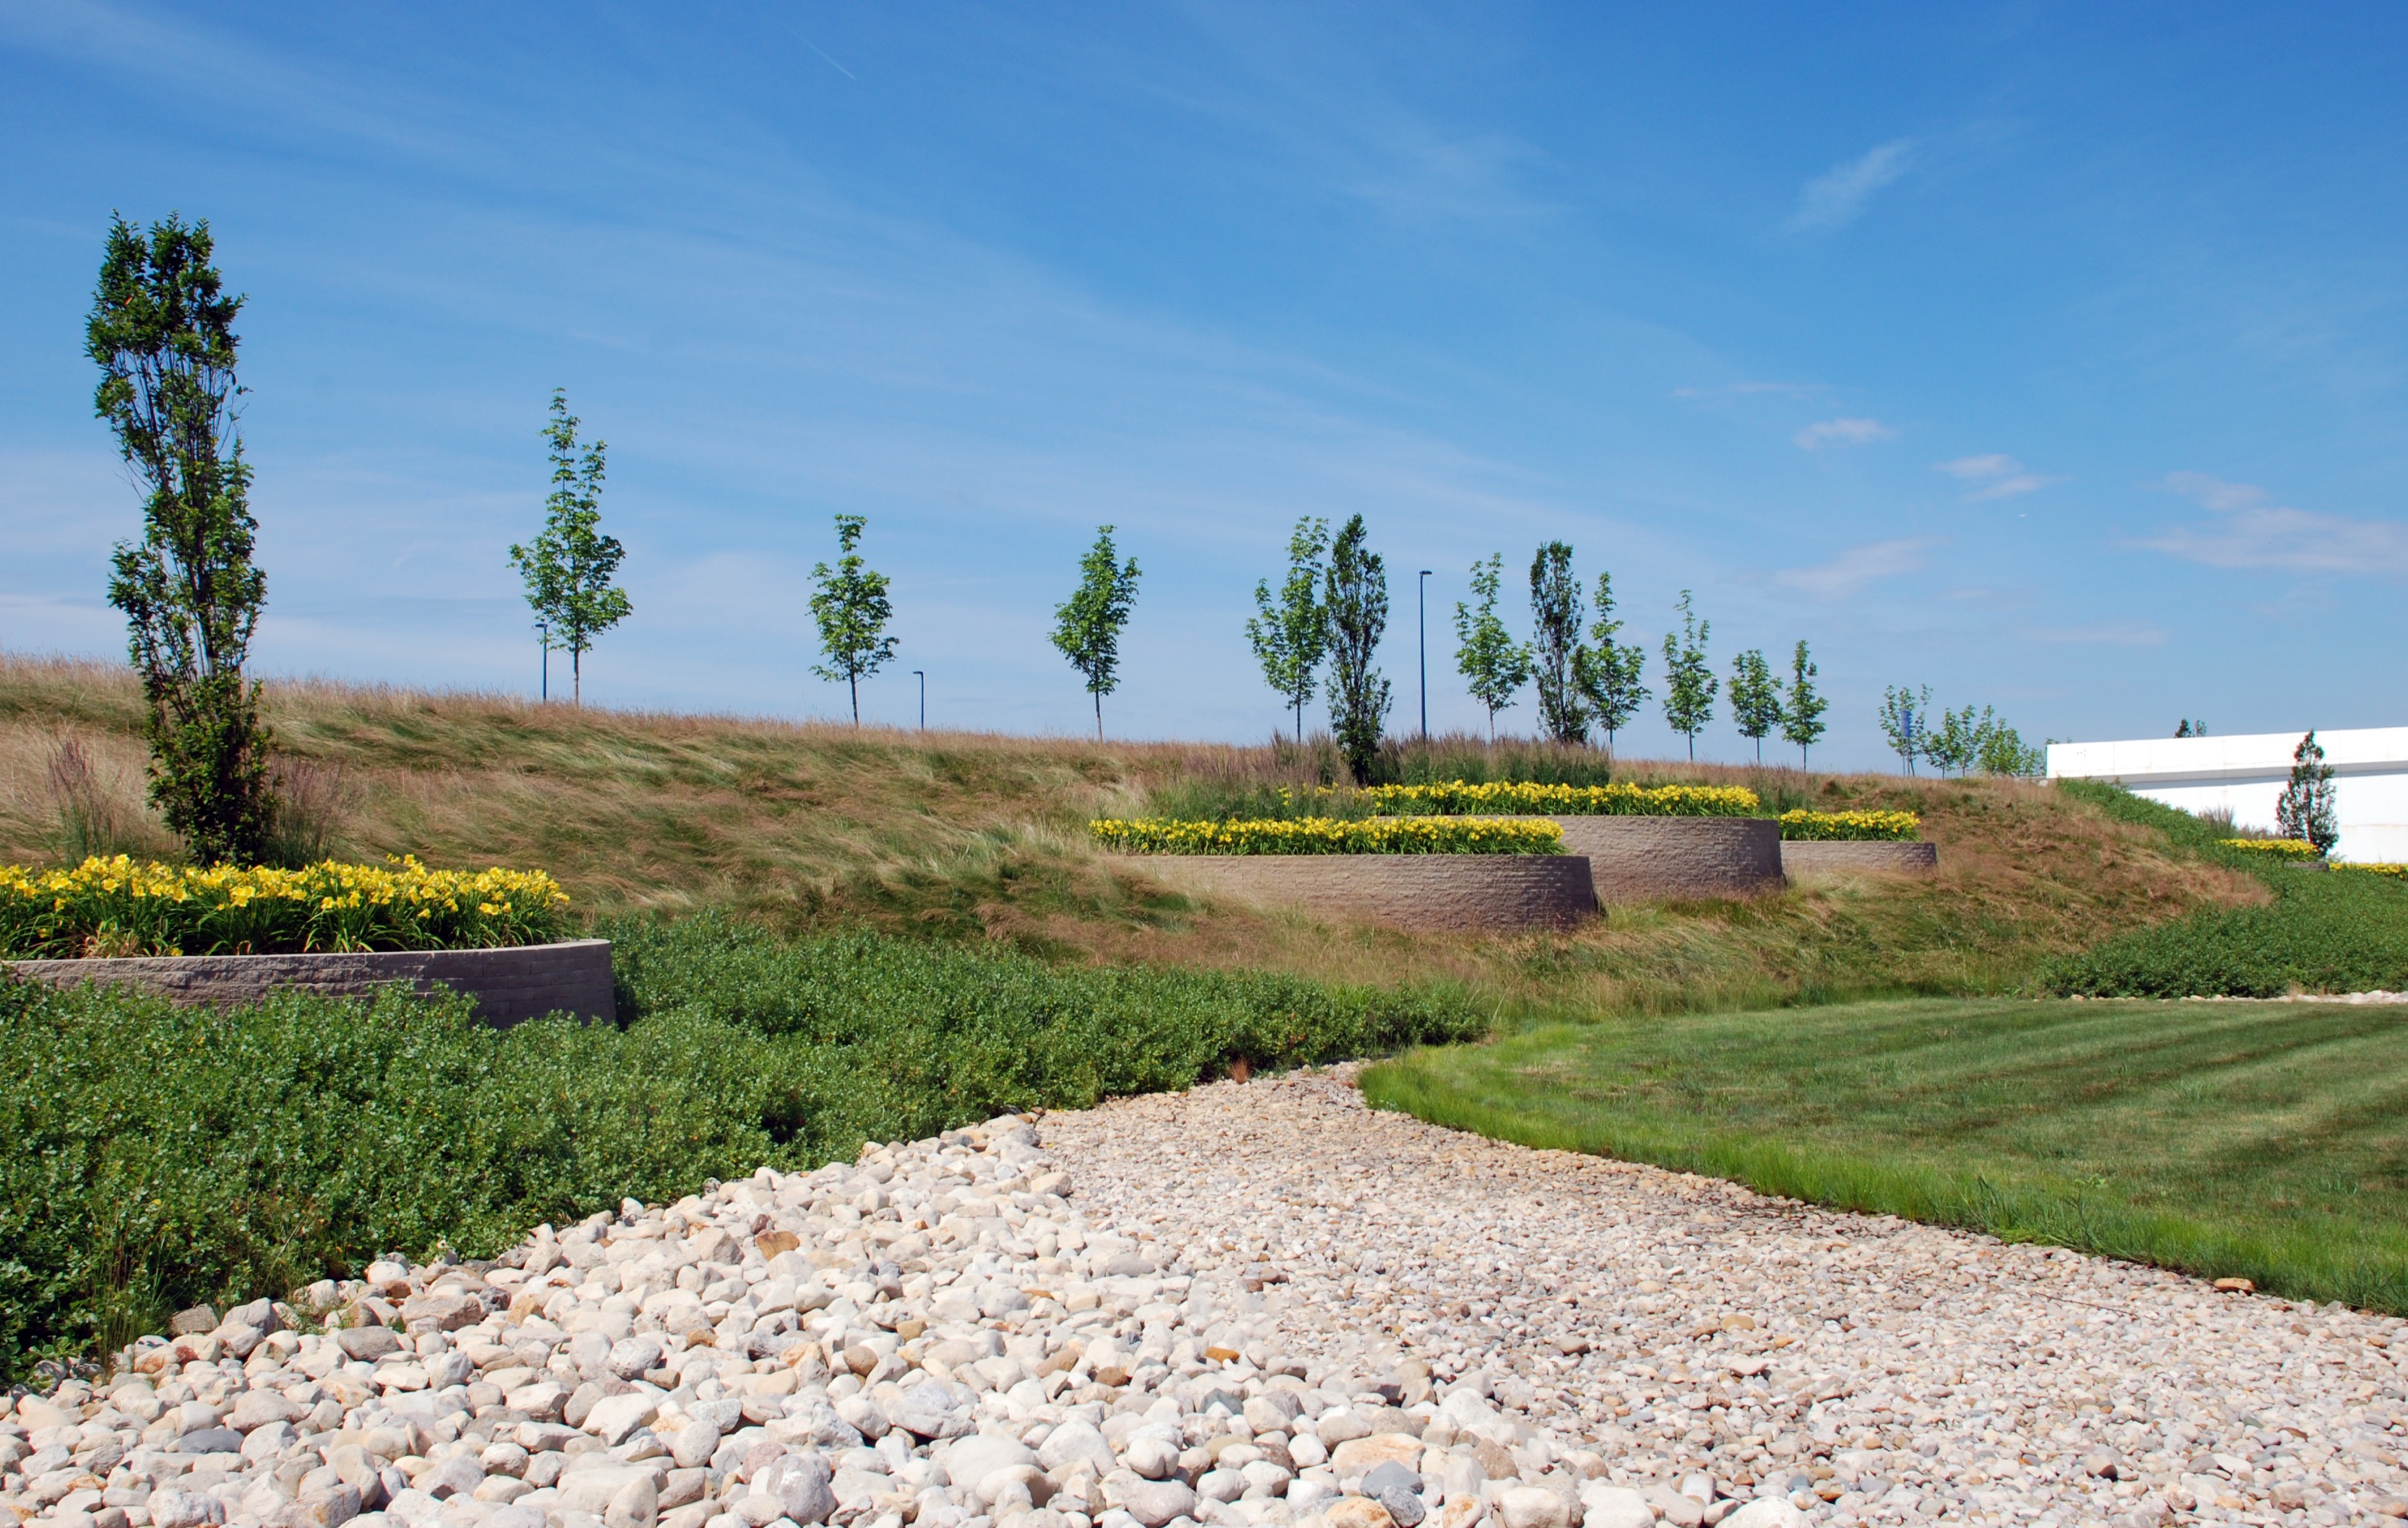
[1130, 855, 1597, 933]
[1780, 840, 1939, 876]
[4, 938, 616, 1026]
[1491, 816, 1787, 904]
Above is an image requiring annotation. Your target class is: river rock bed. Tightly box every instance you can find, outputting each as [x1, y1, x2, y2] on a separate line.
[2, 1069, 2405, 1528]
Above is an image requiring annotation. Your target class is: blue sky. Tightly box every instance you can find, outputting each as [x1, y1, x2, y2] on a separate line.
[3, 3, 2405, 763]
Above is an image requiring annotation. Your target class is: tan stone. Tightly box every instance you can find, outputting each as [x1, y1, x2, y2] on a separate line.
[1331, 1435, 1424, 1476]
[1327, 1498, 1397, 1528]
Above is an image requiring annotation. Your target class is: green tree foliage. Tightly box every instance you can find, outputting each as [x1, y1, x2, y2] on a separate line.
[807, 514, 898, 725]
[1924, 704, 1988, 777]
[509, 392, 632, 705]
[1976, 721, 2044, 777]
[1658, 590, 1717, 760]
[1572, 571, 1649, 750]
[1778, 640, 1828, 768]
[1245, 517, 1331, 744]
[1728, 648, 1780, 762]
[1324, 514, 1392, 784]
[1051, 525, 1141, 740]
[2175, 718, 2208, 738]
[1878, 684, 1931, 774]
[1452, 555, 1530, 741]
[1527, 542, 1588, 744]
[89, 213, 273, 865]
[2276, 731, 2340, 855]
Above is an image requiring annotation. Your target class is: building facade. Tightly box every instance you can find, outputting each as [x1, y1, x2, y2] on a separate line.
[2046, 727, 2408, 863]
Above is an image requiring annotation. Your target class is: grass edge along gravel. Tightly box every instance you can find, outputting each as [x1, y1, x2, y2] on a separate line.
[0, 912, 1481, 1383]
[1362, 997, 2408, 1315]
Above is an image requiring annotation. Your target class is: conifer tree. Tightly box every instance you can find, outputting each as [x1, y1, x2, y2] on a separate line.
[2276, 730, 2340, 855]
[90, 213, 274, 864]
[1528, 542, 1588, 745]
[1324, 514, 1392, 784]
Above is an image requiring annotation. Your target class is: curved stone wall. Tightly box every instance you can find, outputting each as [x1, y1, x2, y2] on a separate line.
[1484, 815, 1786, 904]
[1128, 855, 1597, 934]
[4, 937, 616, 1026]
[1780, 839, 1939, 876]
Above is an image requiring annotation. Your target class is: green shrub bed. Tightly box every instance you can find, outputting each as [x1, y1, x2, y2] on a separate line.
[1777, 809, 1922, 842]
[1364, 782, 1759, 817]
[0, 912, 1478, 1382]
[2044, 782, 2408, 997]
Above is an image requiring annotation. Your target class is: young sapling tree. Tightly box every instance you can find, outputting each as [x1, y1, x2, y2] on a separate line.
[1453, 554, 1530, 742]
[1572, 571, 1649, 751]
[1728, 648, 1780, 763]
[807, 514, 899, 725]
[2276, 730, 2340, 855]
[1245, 516, 1331, 745]
[1658, 590, 1717, 761]
[1051, 526, 1141, 740]
[1778, 640, 1828, 768]
[509, 391, 632, 705]
[1528, 542, 1588, 745]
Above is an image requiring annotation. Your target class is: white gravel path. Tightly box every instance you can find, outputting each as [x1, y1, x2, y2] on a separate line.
[1042, 1067, 2408, 1528]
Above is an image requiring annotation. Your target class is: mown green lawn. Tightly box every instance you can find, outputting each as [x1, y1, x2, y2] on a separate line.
[1361, 996, 2408, 1312]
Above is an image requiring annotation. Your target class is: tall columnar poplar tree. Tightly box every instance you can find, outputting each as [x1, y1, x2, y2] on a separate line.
[1728, 648, 1780, 763]
[90, 213, 274, 864]
[807, 513, 899, 725]
[1245, 516, 1331, 745]
[1778, 640, 1828, 768]
[1572, 571, 1649, 751]
[1051, 526, 1141, 740]
[509, 392, 632, 705]
[1658, 590, 1717, 761]
[2276, 730, 2340, 855]
[1453, 554, 1530, 742]
[1324, 514, 1392, 784]
[1528, 542, 1588, 745]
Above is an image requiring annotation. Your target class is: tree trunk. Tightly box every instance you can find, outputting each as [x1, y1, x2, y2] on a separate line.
[850, 673, 860, 725]
[573, 648, 582, 706]
[1093, 691, 1104, 742]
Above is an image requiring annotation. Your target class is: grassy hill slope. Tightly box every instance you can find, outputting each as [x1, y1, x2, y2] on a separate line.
[0, 653, 2263, 1018]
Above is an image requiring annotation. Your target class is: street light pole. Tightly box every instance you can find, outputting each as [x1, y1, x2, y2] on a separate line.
[913, 670, 925, 731]
[537, 621, 548, 703]
[1418, 570, 1434, 739]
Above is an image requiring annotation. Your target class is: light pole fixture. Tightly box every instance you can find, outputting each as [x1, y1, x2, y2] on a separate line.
[1418, 570, 1434, 739]
[536, 621, 549, 704]
[913, 670, 925, 731]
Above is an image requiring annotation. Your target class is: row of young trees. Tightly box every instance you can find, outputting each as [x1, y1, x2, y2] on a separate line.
[1247, 524, 1834, 778]
[1873, 686, 2043, 776]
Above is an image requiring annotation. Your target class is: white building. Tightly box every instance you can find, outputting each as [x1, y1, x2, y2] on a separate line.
[2047, 726, 2408, 864]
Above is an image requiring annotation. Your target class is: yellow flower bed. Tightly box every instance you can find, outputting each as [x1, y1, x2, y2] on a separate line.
[1363, 782, 1759, 818]
[0, 855, 570, 958]
[1778, 810, 1923, 843]
[2334, 863, 2408, 880]
[1091, 817, 1564, 855]
[2222, 839, 2322, 861]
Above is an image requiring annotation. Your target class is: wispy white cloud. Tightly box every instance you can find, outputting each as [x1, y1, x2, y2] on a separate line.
[2141, 473, 2408, 575]
[1934, 453, 2058, 501]
[1793, 417, 1896, 450]
[1787, 139, 1917, 233]
[1773, 537, 1941, 599]
[2020, 622, 2168, 647]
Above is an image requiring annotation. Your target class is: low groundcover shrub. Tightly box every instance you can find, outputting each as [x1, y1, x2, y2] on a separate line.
[1778, 809, 1922, 842]
[1089, 816, 1564, 854]
[1363, 781, 1759, 817]
[0, 855, 568, 957]
[0, 912, 1478, 1382]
